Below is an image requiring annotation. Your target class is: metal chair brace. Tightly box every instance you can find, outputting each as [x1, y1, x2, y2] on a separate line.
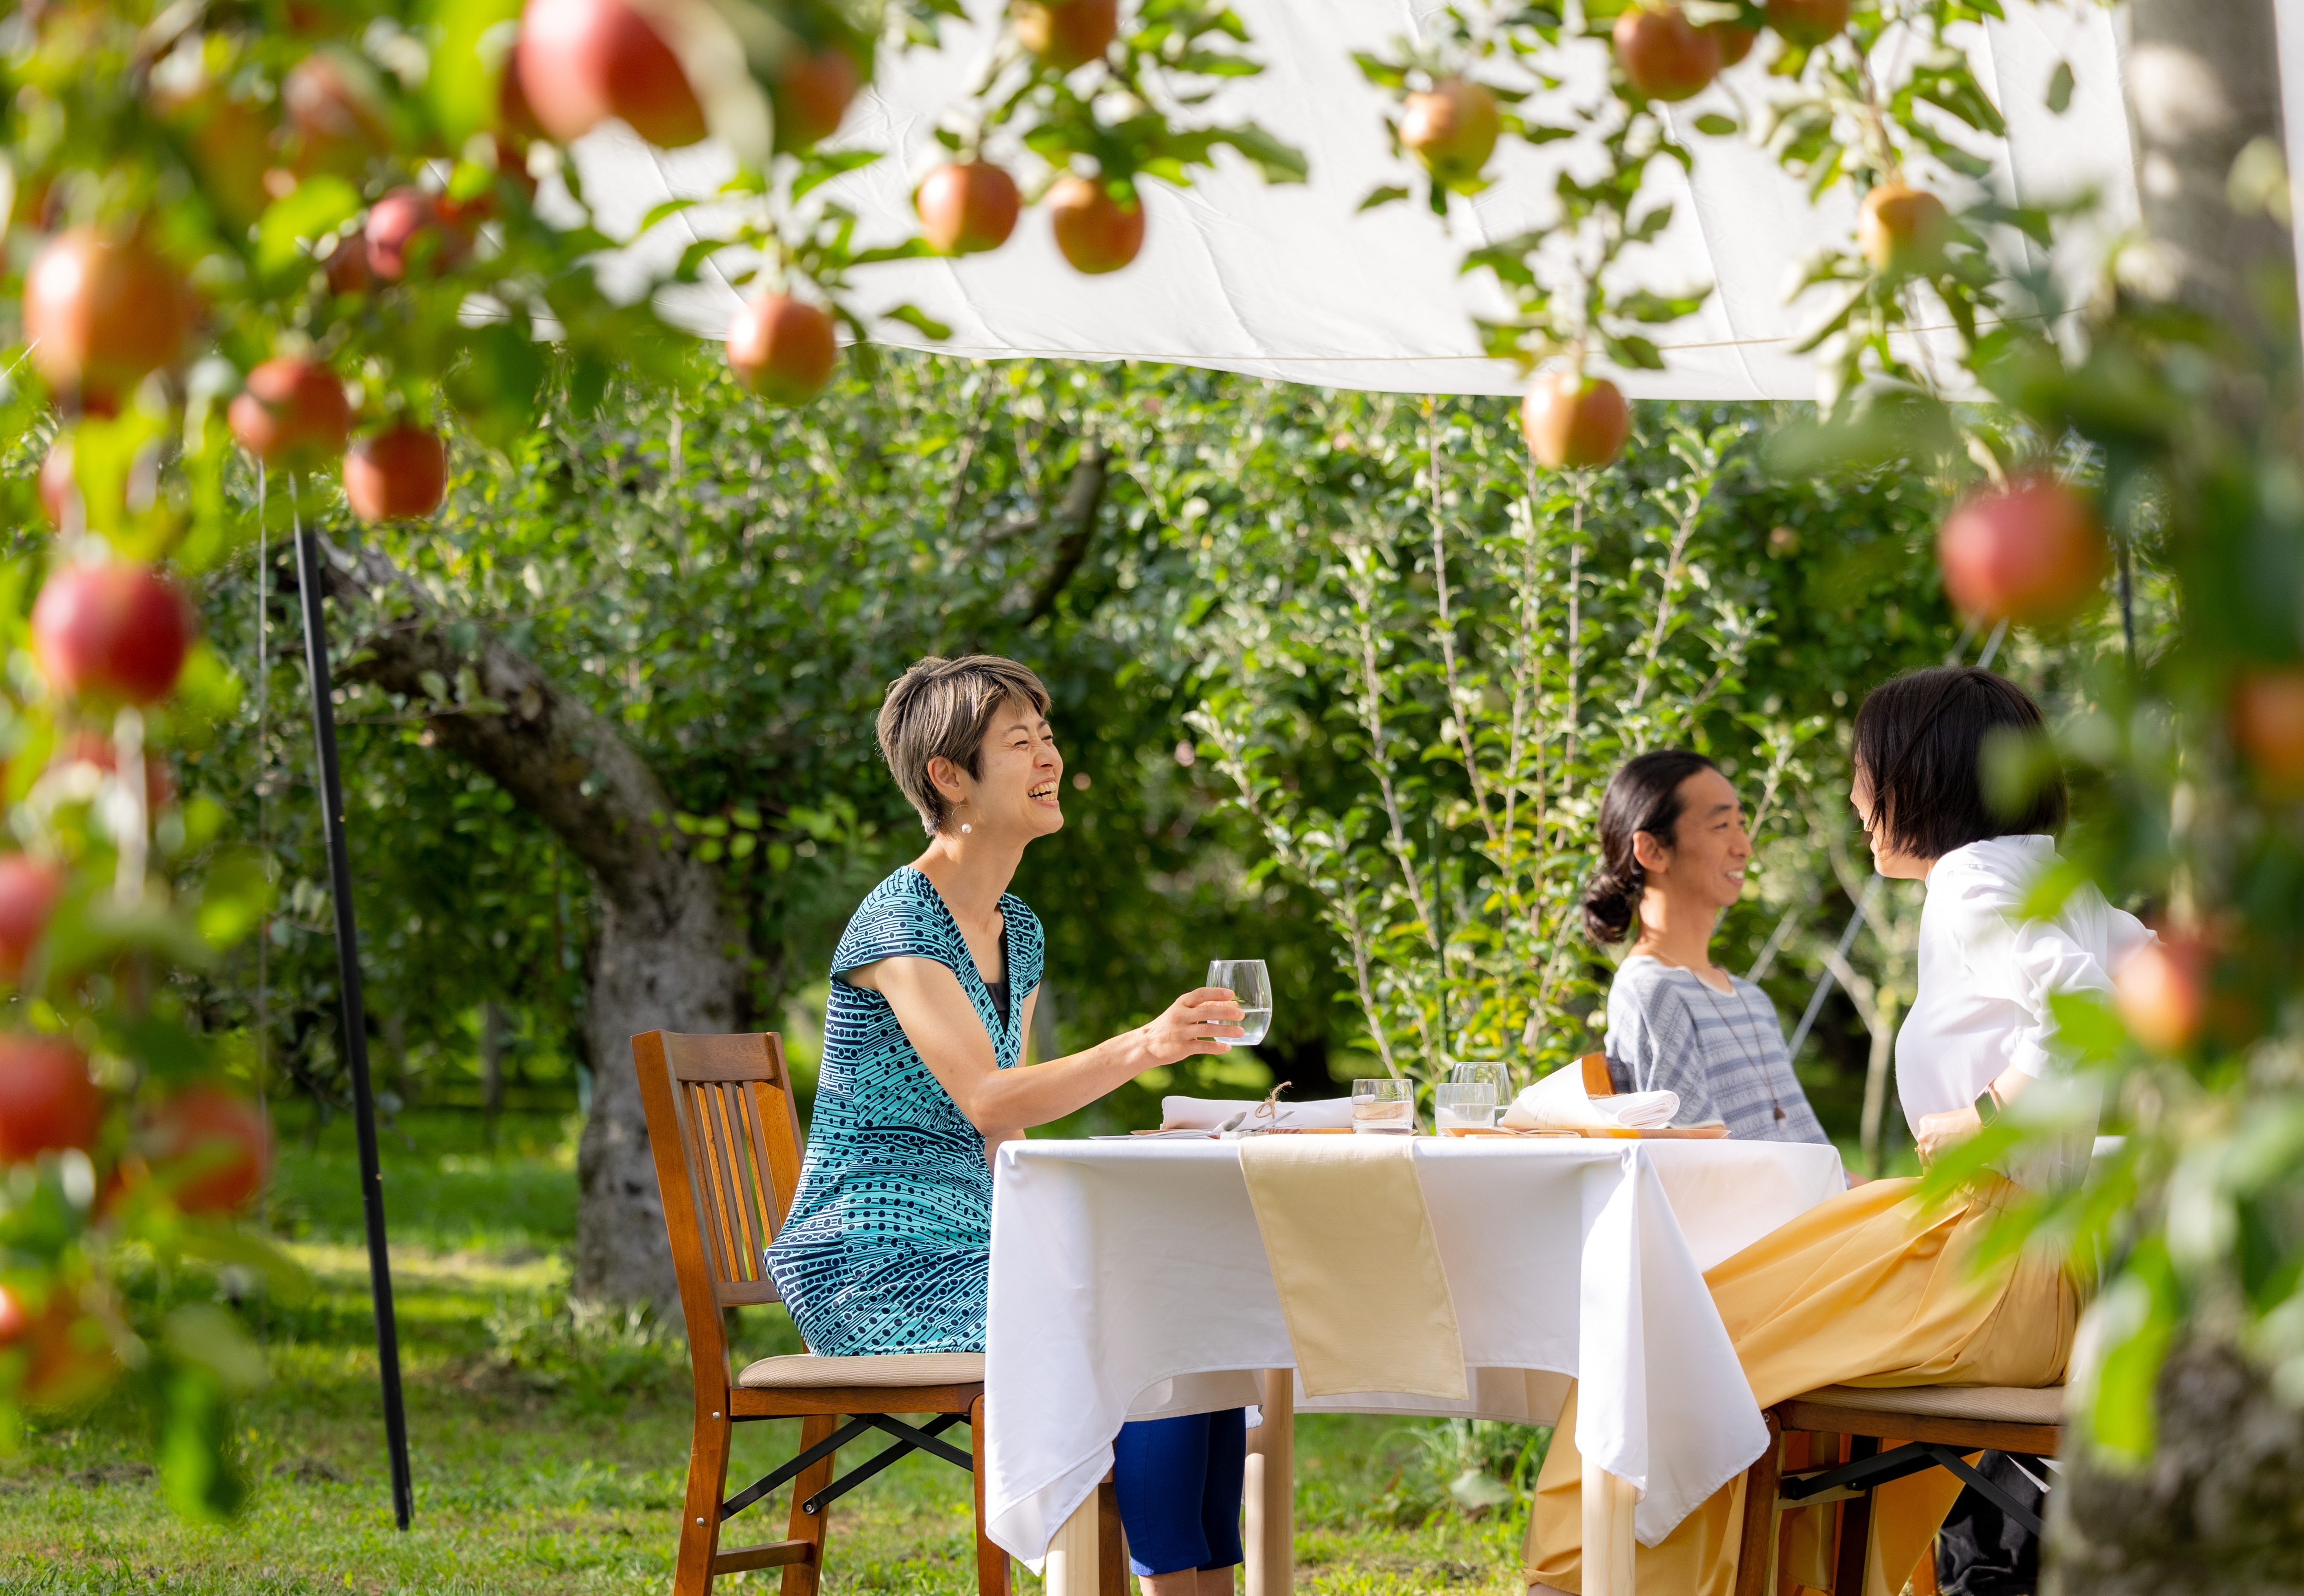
[788, 1413, 973, 1517]
[1779, 1441, 2045, 1537]
[720, 1416, 882, 1521]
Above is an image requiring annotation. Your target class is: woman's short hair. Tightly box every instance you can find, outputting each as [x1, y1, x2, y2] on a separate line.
[876, 655, 1052, 835]
[1583, 749, 1721, 944]
[1851, 665, 2066, 861]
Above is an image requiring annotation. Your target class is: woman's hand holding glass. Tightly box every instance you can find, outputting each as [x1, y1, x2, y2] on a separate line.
[1135, 986, 1247, 1068]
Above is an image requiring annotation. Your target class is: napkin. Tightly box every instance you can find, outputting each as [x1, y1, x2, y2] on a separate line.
[1236, 1134, 1468, 1399]
[1161, 1095, 1356, 1132]
[1501, 1066, 1679, 1132]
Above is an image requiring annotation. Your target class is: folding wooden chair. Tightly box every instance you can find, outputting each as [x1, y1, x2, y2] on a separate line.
[636, 1029, 1088, 1596]
[1733, 1383, 2063, 1596]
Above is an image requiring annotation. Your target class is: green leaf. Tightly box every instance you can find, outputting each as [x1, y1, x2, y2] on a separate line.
[793, 149, 882, 202]
[885, 303, 953, 340]
[640, 197, 700, 231]
[1211, 124, 1310, 184]
[256, 177, 362, 278]
[1693, 113, 1739, 137]
[1358, 185, 1411, 212]
[1602, 332, 1666, 370]
[2045, 59, 2075, 114]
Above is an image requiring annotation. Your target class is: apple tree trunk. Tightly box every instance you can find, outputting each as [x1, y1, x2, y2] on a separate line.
[321, 539, 746, 1307]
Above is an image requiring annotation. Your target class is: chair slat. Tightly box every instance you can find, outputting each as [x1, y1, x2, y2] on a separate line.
[720, 1085, 768, 1277]
[694, 1083, 749, 1284]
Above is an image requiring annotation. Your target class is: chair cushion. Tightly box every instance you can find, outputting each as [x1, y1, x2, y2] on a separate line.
[735, 1352, 987, 1390]
[1786, 1383, 2066, 1426]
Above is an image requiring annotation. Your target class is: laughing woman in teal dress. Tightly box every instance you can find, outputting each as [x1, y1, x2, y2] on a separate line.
[766, 654, 1251, 1596]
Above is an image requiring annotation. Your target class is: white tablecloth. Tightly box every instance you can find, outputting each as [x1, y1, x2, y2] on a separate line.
[983, 1137, 1844, 1560]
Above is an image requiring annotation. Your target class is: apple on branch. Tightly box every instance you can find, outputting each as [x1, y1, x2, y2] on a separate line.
[1015, 0, 1119, 71]
[1522, 369, 1631, 469]
[22, 227, 193, 409]
[1399, 78, 1501, 190]
[228, 358, 353, 472]
[31, 563, 195, 707]
[1936, 471, 2108, 625]
[726, 292, 840, 406]
[917, 162, 1022, 256]
[1613, 6, 1723, 103]
[1049, 173, 1145, 275]
[345, 425, 450, 523]
[515, 0, 709, 148]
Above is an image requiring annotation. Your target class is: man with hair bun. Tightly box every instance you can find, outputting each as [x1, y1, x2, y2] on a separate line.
[1582, 748, 1829, 1146]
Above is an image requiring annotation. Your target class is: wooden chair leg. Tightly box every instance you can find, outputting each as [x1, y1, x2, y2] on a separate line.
[1832, 1436, 1876, 1596]
[1097, 1475, 1126, 1596]
[781, 1413, 840, 1596]
[971, 1395, 1011, 1596]
[1732, 1410, 1783, 1596]
[676, 1410, 735, 1596]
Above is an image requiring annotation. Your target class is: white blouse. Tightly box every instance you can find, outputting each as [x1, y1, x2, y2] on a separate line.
[1895, 834, 2150, 1140]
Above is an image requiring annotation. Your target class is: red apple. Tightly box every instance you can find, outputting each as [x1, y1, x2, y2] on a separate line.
[52, 730, 175, 815]
[283, 49, 392, 175]
[31, 563, 194, 706]
[1613, 6, 1723, 102]
[1521, 369, 1631, 469]
[2232, 669, 2304, 789]
[1765, 0, 1849, 48]
[344, 425, 449, 523]
[916, 162, 1022, 255]
[1400, 78, 1501, 188]
[187, 96, 277, 229]
[37, 440, 75, 530]
[142, 1088, 271, 1214]
[0, 1037, 103, 1162]
[1015, 0, 1119, 70]
[1935, 472, 2107, 624]
[2115, 936, 2208, 1054]
[363, 189, 471, 282]
[0, 1284, 120, 1410]
[1858, 182, 1951, 275]
[0, 858, 64, 982]
[497, 38, 546, 146]
[228, 358, 353, 471]
[773, 45, 860, 151]
[1048, 173, 1144, 274]
[1710, 23, 1757, 65]
[323, 234, 372, 296]
[725, 293, 839, 406]
[22, 228, 192, 402]
[515, 0, 708, 148]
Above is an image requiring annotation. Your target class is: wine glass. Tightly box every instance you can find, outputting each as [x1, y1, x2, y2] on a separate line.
[1206, 960, 1272, 1046]
[1450, 1058, 1514, 1100]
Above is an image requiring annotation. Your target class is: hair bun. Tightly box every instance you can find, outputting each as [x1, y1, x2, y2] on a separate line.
[1582, 867, 1639, 944]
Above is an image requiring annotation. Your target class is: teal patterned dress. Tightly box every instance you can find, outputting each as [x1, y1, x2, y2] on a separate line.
[765, 866, 1042, 1354]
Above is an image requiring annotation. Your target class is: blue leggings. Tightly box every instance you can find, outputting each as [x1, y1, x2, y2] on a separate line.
[1110, 1408, 1247, 1578]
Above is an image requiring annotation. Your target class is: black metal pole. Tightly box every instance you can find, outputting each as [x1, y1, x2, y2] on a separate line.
[292, 517, 415, 1530]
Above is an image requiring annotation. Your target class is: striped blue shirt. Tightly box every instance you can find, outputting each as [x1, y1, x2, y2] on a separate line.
[1603, 954, 1830, 1145]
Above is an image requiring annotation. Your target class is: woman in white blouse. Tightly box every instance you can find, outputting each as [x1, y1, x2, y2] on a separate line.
[1527, 666, 2148, 1596]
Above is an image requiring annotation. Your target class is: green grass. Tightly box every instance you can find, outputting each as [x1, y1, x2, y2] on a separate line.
[0, 1110, 1541, 1594]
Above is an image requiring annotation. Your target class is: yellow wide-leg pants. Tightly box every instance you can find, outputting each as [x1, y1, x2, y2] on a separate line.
[1524, 1175, 2079, 1596]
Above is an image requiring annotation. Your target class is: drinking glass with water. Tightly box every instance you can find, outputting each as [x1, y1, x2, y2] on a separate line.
[1351, 1077, 1415, 1134]
[1205, 960, 1272, 1046]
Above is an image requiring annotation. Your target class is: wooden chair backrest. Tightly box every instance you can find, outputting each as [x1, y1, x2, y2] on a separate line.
[1580, 1051, 1614, 1097]
[632, 1031, 808, 1383]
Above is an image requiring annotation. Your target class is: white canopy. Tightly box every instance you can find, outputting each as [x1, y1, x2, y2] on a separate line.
[567, 1, 2136, 400]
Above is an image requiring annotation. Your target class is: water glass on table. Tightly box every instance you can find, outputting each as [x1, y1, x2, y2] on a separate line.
[1434, 1081, 1499, 1136]
[1450, 1059, 1514, 1099]
[1205, 960, 1272, 1045]
[1351, 1077, 1415, 1135]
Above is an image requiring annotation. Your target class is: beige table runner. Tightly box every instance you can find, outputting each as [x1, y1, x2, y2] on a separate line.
[1236, 1135, 1467, 1399]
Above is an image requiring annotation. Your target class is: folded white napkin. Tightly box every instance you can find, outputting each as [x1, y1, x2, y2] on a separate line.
[1501, 1067, 1679, 1132]
[1161, 1095, 1356, 1132]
